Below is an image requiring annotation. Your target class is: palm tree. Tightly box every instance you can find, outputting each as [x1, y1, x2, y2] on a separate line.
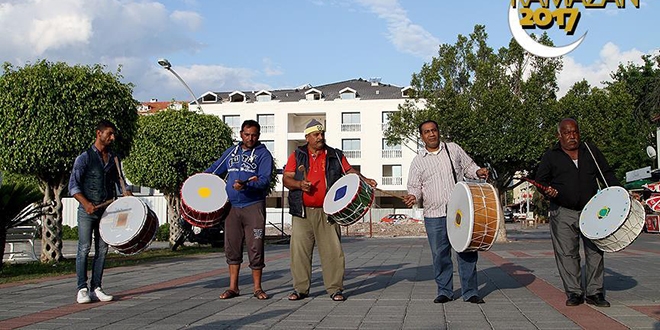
[1, 182, 43, 269]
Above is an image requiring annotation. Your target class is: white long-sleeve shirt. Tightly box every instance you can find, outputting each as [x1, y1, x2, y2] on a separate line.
[407, 142, 481, 218]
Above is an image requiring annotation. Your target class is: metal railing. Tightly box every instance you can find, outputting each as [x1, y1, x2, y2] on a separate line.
[382, 176, 403, 185]
[341, 123, 361, 132]
[344, 150, 361, 158]
[381, 149, 402, 158]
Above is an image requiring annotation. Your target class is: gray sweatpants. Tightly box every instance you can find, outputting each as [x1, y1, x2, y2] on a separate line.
[549, 206, 604, 297]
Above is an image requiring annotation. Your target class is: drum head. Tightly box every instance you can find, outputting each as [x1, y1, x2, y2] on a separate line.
[446, 182, 474, 252]
[580, 186, 631, 239]
[100, 196, 148, 246]
[181, 173, 228, 213]
[323, 173, 360, 215]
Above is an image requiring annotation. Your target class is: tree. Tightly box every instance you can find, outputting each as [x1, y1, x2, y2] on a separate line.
[0, 60, 138, 262]
[384, 25, 567, 242]
[122, 109, 233, 245]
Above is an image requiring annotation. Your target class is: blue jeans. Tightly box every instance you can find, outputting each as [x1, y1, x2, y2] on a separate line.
[424, 217, 479, 300]
[76, 209, 108, 290]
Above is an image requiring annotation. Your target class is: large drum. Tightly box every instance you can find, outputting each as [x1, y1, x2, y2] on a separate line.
[180, 173, 228, 228]
[447, 182, 501, 252]
[100, 196, 159, 255]
[580, 186, 644, 252]
[323, 173, 375, 226]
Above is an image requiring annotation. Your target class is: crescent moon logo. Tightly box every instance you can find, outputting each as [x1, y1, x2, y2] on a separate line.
[508, 5, 587, 58]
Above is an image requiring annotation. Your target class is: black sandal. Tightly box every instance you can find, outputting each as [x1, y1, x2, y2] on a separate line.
[288, 291, 307, 301]
[330, 290, 345, 301]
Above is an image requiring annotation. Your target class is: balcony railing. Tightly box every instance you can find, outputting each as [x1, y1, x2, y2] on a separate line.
[382, 149, 402, 158]
[382, 176, 403, 186]
[260, 125, 275, 134]
[344, 150, 361, 158]
[341, 123, 361, 132]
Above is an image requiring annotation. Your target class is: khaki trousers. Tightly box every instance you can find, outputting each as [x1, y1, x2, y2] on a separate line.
[290, 207, 345, 295]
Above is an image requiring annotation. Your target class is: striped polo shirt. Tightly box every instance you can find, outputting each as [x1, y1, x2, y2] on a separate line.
[407, 142, 481, 218]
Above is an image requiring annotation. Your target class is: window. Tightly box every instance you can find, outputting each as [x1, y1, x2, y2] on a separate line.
[382, 139, 402, 158]
[229, 91, 245, 103]
[382, 165, 403, 185]
[305, 88, 322, 101]
[262, 140, 274, 153]
[223, 115, 241, 138]
[256, 94, 271, 102]
[341, 112, 361, 132]
[342, 139, 361, 158]
[257, 114, 275, 133]
[382, 111, 395, 131]
[339, 87, 357, 100]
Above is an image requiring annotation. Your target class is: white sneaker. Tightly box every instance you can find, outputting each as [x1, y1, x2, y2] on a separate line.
[91, 287, 114, 302]
[77, 288, 91, 304]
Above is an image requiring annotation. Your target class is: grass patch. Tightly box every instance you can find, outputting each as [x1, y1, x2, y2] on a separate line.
[0, 245, 222, 284]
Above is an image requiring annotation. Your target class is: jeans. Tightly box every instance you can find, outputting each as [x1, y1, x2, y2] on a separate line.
[76, 208, 108, 290]
[424, 217, 479, 300]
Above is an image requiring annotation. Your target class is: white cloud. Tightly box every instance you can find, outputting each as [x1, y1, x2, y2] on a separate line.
[557, 42, 656, 97]
[356, 0, 440, 60]
[263, 58, 284, 77]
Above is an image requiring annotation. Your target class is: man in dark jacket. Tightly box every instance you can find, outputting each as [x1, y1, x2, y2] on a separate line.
[535, 118, 619, 308]
[283, 119, 376, 301]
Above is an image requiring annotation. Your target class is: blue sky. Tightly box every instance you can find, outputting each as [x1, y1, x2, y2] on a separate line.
[0, 0, 657, 102]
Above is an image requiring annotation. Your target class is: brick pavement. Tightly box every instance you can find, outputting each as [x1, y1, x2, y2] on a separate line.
[1, 225, 659, 329]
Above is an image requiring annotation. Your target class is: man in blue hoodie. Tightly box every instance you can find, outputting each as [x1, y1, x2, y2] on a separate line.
[205, 119, 273, 300]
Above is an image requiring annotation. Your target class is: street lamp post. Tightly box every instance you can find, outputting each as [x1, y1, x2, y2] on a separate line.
[157, 58, 203, 113]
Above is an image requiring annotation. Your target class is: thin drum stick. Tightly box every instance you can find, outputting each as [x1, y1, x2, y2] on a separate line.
[373, 186, 406, 201]
[297, 165, 307, 181]
[93, 198, 115, 211]
[113, 156, 128, 196]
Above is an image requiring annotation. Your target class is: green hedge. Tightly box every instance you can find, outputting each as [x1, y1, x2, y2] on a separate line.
[58, 223, 169, 241]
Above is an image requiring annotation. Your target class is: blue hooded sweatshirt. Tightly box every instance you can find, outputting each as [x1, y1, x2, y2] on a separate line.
[205, 142, 273, 208]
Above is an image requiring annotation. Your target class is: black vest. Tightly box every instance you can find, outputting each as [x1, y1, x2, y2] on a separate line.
[288, 145, 345, 218]
[81, 148, 118, 205]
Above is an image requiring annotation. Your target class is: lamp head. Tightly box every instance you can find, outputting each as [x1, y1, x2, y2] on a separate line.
[157, 58, 171, 69]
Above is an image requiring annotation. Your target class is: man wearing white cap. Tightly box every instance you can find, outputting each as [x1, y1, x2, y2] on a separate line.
[283, 119, 377, 301]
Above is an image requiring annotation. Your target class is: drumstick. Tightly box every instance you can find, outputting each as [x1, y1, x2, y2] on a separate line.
[236, 176, 258, 185]
[114, 157, 128, 196]
[297, 165, 307, 181]
[516, 177, 551, 194]
[373, 187, 406, 201]
[93, 198, 115, 211]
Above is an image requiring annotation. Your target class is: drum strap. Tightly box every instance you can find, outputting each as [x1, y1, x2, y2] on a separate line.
[443, 142, 458, 184]
[584, 142, 608, 189]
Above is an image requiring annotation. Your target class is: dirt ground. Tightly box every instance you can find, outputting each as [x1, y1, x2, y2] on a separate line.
[266, 219, 427, 238]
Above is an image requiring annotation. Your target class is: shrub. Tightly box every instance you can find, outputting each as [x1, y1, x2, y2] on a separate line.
[61, 225, 78, 240]
[155, 223, 169, 242]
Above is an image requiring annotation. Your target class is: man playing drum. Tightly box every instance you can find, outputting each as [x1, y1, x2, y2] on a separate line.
[206, 120, 274, 300]
[535, 118, 619, 307]
[283, 119, 376, 302]
[403, 120, 488, 304]
[69, 120, 131, 304]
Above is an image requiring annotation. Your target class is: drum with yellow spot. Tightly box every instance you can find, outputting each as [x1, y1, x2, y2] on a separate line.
[180, 173, 228, 228]
[447, 182, 501, 252]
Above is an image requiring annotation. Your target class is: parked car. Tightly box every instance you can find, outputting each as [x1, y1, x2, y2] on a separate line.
[380, 214, 422, 224]
[503, 208, 514, 223]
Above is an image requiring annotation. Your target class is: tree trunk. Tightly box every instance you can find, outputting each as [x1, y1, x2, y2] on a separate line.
[40, 178, 65, 263]
[496, 187, 508, 243]
[165, 193, 183, 246]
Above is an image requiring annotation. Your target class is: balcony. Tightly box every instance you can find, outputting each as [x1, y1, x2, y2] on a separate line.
[382, 176, 403, 186]
[341, 123, 361, 132]
[382, 149, 402, 158]
[261, 125, 275, 134]
[344, 150, 361, 158]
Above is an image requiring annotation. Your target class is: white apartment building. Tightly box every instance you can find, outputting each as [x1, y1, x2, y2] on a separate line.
[197, 78, 423, 209]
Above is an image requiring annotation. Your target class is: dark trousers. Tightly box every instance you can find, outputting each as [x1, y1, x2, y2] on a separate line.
[549, 206, 605, 297]
[223, 201, 266, 270]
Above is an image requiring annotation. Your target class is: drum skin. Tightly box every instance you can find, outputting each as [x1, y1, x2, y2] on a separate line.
[447, 182, 501, 252]
[580, 186, 645, 252]
[100, 196, 159, 255]
[180, 173, 228, 228]
[323, 173, 375, 226]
